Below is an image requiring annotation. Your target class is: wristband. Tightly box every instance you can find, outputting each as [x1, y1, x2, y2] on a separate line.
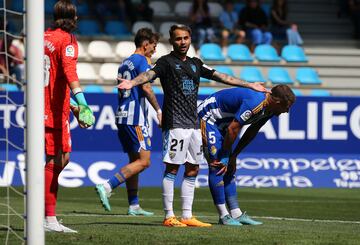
[72, 87, 82, 95]
[70, 97, 78, 106]
[157, 109, 162, 114]
[74, 92, 88, 106]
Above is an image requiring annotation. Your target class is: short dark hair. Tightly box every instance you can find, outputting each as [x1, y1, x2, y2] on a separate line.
[52, 0, 77, 33]
[134, 28, 160, 48]
[169, 24, 192, 39]
[271, 85, 296, 104]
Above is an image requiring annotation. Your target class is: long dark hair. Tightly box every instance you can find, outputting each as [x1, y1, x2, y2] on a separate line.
[52, 0, 77, 33]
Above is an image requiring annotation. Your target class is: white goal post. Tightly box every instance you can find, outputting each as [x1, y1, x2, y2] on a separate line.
[26, 0, 44, 244]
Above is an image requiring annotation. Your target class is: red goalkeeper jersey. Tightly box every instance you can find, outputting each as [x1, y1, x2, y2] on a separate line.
[44, 28, 79, 129]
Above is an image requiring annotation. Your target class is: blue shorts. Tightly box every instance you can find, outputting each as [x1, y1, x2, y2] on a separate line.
[117, 124, 151, 153]
[201, 121, 227, 162]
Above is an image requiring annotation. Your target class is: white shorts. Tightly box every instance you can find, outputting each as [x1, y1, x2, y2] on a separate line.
[162, 128, 203, 165]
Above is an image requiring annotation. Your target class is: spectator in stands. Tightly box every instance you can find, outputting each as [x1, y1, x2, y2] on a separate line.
[136, 0, 154, 22]
[0, 35, 24, 87]
[189, 0, 217, 49]
[271, 0, 304, 45]
[238, 0, 273, 50]
[348, 0, 360, 38]
[219, 0, 246, 47]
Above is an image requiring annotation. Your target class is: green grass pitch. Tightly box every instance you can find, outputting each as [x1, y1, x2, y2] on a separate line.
[1, 187, 360, 244]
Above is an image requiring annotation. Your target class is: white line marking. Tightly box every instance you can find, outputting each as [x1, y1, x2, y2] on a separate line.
[1, 214, 359, 224]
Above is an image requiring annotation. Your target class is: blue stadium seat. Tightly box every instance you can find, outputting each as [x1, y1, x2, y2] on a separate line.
[200, 43, 225, 61]
[84, 85, 105, 93]
[227, 44, 253, 62]
[292, 89, 302, 96]
[77, 20, 101, 36]
[296, 68, 322, 85]
[240, 66, 266, 82]
[254, 44, 281, 62]
[268, 67, 293, 84]
[112, 87, 119, 94]
[75, 0, 90, 16]
[198, 87, 216, 95]
[309, 89, 331, 97]
[281, 45, 308, 62]
[0, 83, 19, 92]
[214, 66, 235, 77]
[105, 21, 131, 37]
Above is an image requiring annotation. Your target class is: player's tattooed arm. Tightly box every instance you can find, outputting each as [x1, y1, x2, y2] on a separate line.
[118, 70, 157, 89]
[142, 83, 162, 127]
[211, 71, 269, 93]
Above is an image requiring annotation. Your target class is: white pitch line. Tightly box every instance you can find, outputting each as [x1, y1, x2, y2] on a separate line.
[1, 213, 359, 224]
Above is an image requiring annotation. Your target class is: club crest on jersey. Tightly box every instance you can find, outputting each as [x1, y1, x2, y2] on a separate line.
[175, 64, 181, 70]
[65, 45, 75, 57]
[182, 79, 195, 95]
[191, 64, 196, 72]
[211, 146, 217, 155]
[169, 152, 176, 159]
[240, 110, 252, 121]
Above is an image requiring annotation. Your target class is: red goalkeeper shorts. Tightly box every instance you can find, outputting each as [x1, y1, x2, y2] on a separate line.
[45, 122, 71, 155]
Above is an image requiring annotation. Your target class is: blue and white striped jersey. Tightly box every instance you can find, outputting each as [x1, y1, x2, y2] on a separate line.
[197, 87, 273, 131]
[116, 54, 151, 126]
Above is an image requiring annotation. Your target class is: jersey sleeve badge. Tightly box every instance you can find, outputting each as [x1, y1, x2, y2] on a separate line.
[240, 110, 252, 122]
[65, 45, 75, 57]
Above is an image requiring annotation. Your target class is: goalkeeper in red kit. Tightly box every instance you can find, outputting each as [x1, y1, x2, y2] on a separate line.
[43, 0, 95, 233]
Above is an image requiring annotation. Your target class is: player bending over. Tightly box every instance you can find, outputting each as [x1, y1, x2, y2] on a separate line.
[118, 24, 269, 227]
[198, 85, 295, 225]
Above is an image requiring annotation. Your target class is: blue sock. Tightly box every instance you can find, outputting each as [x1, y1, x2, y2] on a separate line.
[208, 167, 225, 205]
[108, 171, 126, 189]
[224, 173, 239, 210]
[127, 189, 139, 206]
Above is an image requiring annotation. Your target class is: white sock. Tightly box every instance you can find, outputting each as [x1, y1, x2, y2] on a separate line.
[163, 173, 176, 219]
[129, 204, 140, 210]
[103, 182, 112, 194]
[46, 216, 58, 223]
[230, 208, 243, 219]
[216, 204, 229, 219]
[181, 176, 196, 219]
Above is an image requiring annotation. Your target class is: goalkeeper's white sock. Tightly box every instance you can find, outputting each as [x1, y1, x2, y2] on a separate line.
[163, 173, 176, 219]
[46, 216, 58, 224]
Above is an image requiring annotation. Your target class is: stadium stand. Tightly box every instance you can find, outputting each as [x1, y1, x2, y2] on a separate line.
[254, 44, 281, 62]
[132, 21, 156, 34]
[200, 43, 225, 61]
[174, 2, 192, 17]
[83, 84, 105, 93]
[115, 41, 136, 59]
[77, 63, 98, 82]
[77, 20, 101, 36]
[104, 21, 131, 37]
[227, 44, 254, 62]
[0, 83, 19, 91]
[268, 67, 294, 85]
[159, 21, 178, 39]
[99, 63, 119, 83]
[296, 67, 323, 85]
[208, 2, 223, 17]
[309, 89, 331, 96]
[281, 45, 308, 62]
[240, 66, 266, 82]
[149, 1, 172, 17]
[87, 41, 115, 60]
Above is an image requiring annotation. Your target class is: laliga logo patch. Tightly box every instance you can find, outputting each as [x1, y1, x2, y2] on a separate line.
[65, 45, 75, 57]
[211, 146, 217, 156]
[240, 110, 252, 121]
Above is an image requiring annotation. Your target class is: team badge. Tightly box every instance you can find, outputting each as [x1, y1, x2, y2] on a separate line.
[191, 64, 196, 72]
[211, 146, 217, 156]
[240, 110, 252, 121]
[216, 181, 224, 187]
[169, 152, 176, 159]
[147, 138, 151, 147]
[65, 45, 75, 57]
[175, 64, 181, 70]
